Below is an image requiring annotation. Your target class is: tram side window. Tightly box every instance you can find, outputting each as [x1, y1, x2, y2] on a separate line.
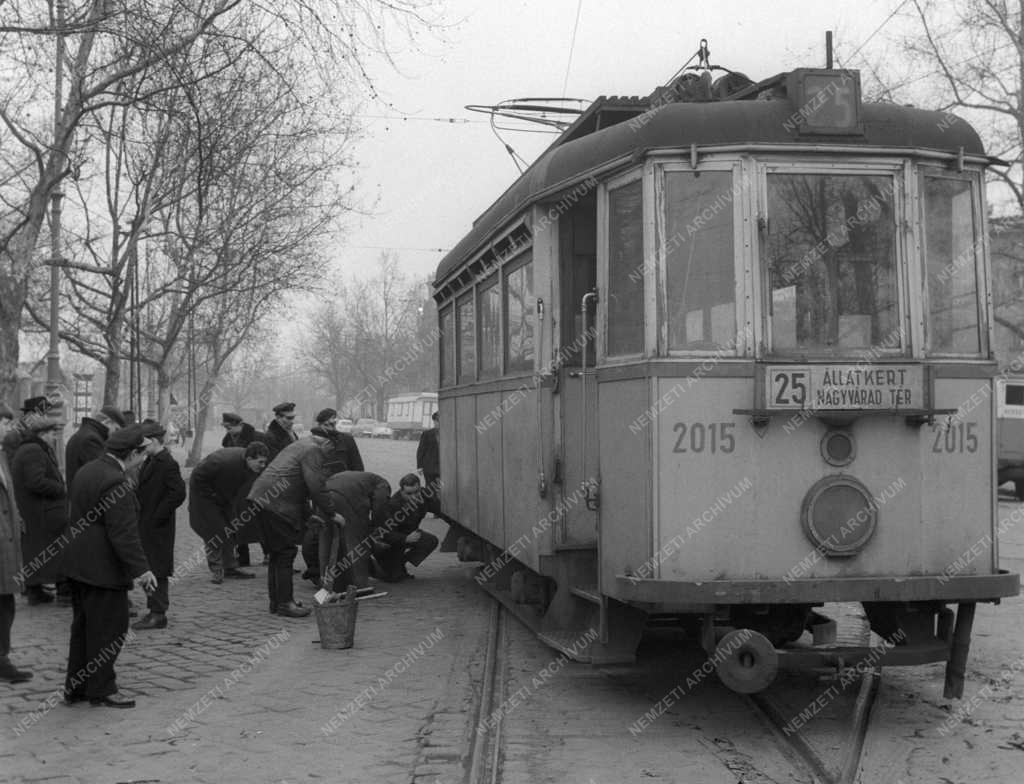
[664, 171, 735, 351]
[607, 180, 644, 356]
[457, 293, 476, 383]
[766, 173, 900, 353]
[505, 258, 534, 372]
[439, 305, 455, 387]
[923, 176, 982, 355]
[479, 277, 501, 377]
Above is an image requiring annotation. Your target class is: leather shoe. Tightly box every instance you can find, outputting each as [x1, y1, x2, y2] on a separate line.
[224, 568, 255, 579]
[275, 601, 311, 618]
[0, 658, 32, 683]
[63, 692, 88, 706]
[132, 613, 167, 630]
[90, 693, 135, 709]
[211, 572, 224, 584]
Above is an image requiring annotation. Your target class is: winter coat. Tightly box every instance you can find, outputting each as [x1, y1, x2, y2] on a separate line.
[260, 420, 296, 461]
[188, 448, 262, 544]
[65, 418, 109, 487]
[64, 455, 150, 590]
[417, 427, 440, 477]
[11, 433, 68, 586]
[221, 422, 258, 449]
[0, 451, 23, 595]
[323, 431, 364, 475]
[324, 471, 392, 525]
[248, 437, 336, 531]
[377, 489, 429, 546]
[136, 448, 186, 577]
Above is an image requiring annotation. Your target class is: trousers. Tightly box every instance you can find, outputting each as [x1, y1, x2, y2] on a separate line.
[64, 580, 130, 699]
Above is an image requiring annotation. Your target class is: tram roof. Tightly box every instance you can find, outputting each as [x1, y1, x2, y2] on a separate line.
[434, 99, 985, 287]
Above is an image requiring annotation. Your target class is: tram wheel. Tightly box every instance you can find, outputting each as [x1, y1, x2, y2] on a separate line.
[714, 629, 778, 694]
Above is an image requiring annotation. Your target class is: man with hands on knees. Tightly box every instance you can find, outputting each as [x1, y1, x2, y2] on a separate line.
[62, 425, 156, 709]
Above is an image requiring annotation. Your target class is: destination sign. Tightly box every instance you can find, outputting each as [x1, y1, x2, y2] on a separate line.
[765, 365, 924, 410]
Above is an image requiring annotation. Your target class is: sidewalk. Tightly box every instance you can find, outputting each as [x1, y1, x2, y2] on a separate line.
[2, 515, 487, 784]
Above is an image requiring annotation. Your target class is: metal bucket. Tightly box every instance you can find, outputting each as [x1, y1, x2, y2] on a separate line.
[314, 591, 358, 650]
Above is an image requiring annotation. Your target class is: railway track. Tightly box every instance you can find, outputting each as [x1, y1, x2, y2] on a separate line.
[467, 602, 507, 784]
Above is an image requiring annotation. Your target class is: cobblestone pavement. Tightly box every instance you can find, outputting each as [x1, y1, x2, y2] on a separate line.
[2, 439, 491, 784]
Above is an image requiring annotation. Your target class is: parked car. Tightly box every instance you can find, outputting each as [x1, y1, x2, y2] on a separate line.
[371, 423, 395, 439]
[337, 419, 354, 434]
[354, 418, 379, 437]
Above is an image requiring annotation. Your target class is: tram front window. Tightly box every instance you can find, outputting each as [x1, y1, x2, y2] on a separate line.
[664, 170, 735, 351]
[765, 173, 900, 354]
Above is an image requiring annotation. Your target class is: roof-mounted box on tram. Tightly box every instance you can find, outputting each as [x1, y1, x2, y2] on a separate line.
[432, 58, 1019, 695]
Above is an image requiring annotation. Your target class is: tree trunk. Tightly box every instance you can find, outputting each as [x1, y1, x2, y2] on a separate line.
[157, 366, 172, 422]
[0, 271, 29, 403]
[187, 376, 218, 467]
[102, 341, 122, 407]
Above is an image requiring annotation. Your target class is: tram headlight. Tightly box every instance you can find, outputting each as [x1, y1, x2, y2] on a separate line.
[800, 475, 877, 557]
[820, 429, 855, 467]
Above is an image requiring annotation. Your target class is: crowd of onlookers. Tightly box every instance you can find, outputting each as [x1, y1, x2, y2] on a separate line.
[0, 397, 448, 709]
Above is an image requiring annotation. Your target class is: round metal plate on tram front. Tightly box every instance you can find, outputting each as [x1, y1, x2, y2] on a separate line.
[820, 429, 856, 467]
[800, 475, 877, 557]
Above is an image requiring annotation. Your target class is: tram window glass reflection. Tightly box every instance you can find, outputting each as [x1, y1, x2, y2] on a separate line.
[923, 176, 981, 355]
[607, 179, 644, 356]
[440, 305, 454, 387]
[1007, 385, 1024, 406]
[664, 171, 735, 351]
[505, 258, 534, 372]
[457, 293, 475, 383]
[479, 277, 501, 377]
[766, 173, 899, 353]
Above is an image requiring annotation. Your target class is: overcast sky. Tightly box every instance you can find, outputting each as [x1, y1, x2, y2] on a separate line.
[339, 0, 905, 285]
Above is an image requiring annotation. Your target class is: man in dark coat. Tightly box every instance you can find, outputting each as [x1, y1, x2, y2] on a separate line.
[372, 473, 438, 582]
[321, 471, 392, 591]
[222, 412, 263, 566]
[313, 409, 364, 474]
[221, 412, 258, 449]
[248, 433, 342, 617]
[261, 402, 298, 460]
[62, 425, 157, 708]
[189, 443, 269, 584]
[132, 423, 186, 630]
[64, 406, 126, 487]
[10, 399, 68, 605]
[0, 403, 31, 683]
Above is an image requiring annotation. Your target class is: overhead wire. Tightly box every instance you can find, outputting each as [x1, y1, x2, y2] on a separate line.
[561, 0, 584, 97]
[846, 0, 912, 62]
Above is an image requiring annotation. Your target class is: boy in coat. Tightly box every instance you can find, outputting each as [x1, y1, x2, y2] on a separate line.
[132, 423, 186, 630]
[63, 425, 157, 708]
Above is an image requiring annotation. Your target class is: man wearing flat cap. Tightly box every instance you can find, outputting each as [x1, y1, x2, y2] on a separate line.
[221, 413, 258, 449]
[132, 423, 186, 630]
[10, 397, 68, 606]
[65, 405, 126, 487]
[62, 424, 157, 708]
[261, 402, 298, 461]
[313, 408, 364, 475]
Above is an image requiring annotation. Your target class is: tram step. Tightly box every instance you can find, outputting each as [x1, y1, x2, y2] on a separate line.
[569, 585, 602, 605]
[552, 542, 597, 552]
[537, 629, 595, 663]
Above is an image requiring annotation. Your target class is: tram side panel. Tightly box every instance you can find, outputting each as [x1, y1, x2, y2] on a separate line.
[475, 391, 505, 549]
[597, 379, 654, 583]
[500, 385, 547, 570]
[453, 396, 479, 532]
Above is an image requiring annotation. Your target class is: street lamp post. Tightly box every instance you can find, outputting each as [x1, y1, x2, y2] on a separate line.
[46, 0, 66, 467]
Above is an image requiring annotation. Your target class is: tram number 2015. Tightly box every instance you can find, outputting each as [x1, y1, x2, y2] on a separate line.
[931, 421, 979, 454]
[672, 422, 735, 453]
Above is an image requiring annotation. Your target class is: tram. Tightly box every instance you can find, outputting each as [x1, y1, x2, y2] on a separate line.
[997, 377, 1024, 500]
[386, 392, 438, 439]
[432, 59, 1019, 695]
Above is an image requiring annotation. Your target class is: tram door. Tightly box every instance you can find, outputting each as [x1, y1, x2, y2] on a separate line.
[554, 201, 599, 545]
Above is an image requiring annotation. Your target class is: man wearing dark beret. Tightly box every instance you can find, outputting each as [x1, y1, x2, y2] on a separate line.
[62, 424, 157, 708]
[132, 423, 186, 630]
[261, 402, 298, 461]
